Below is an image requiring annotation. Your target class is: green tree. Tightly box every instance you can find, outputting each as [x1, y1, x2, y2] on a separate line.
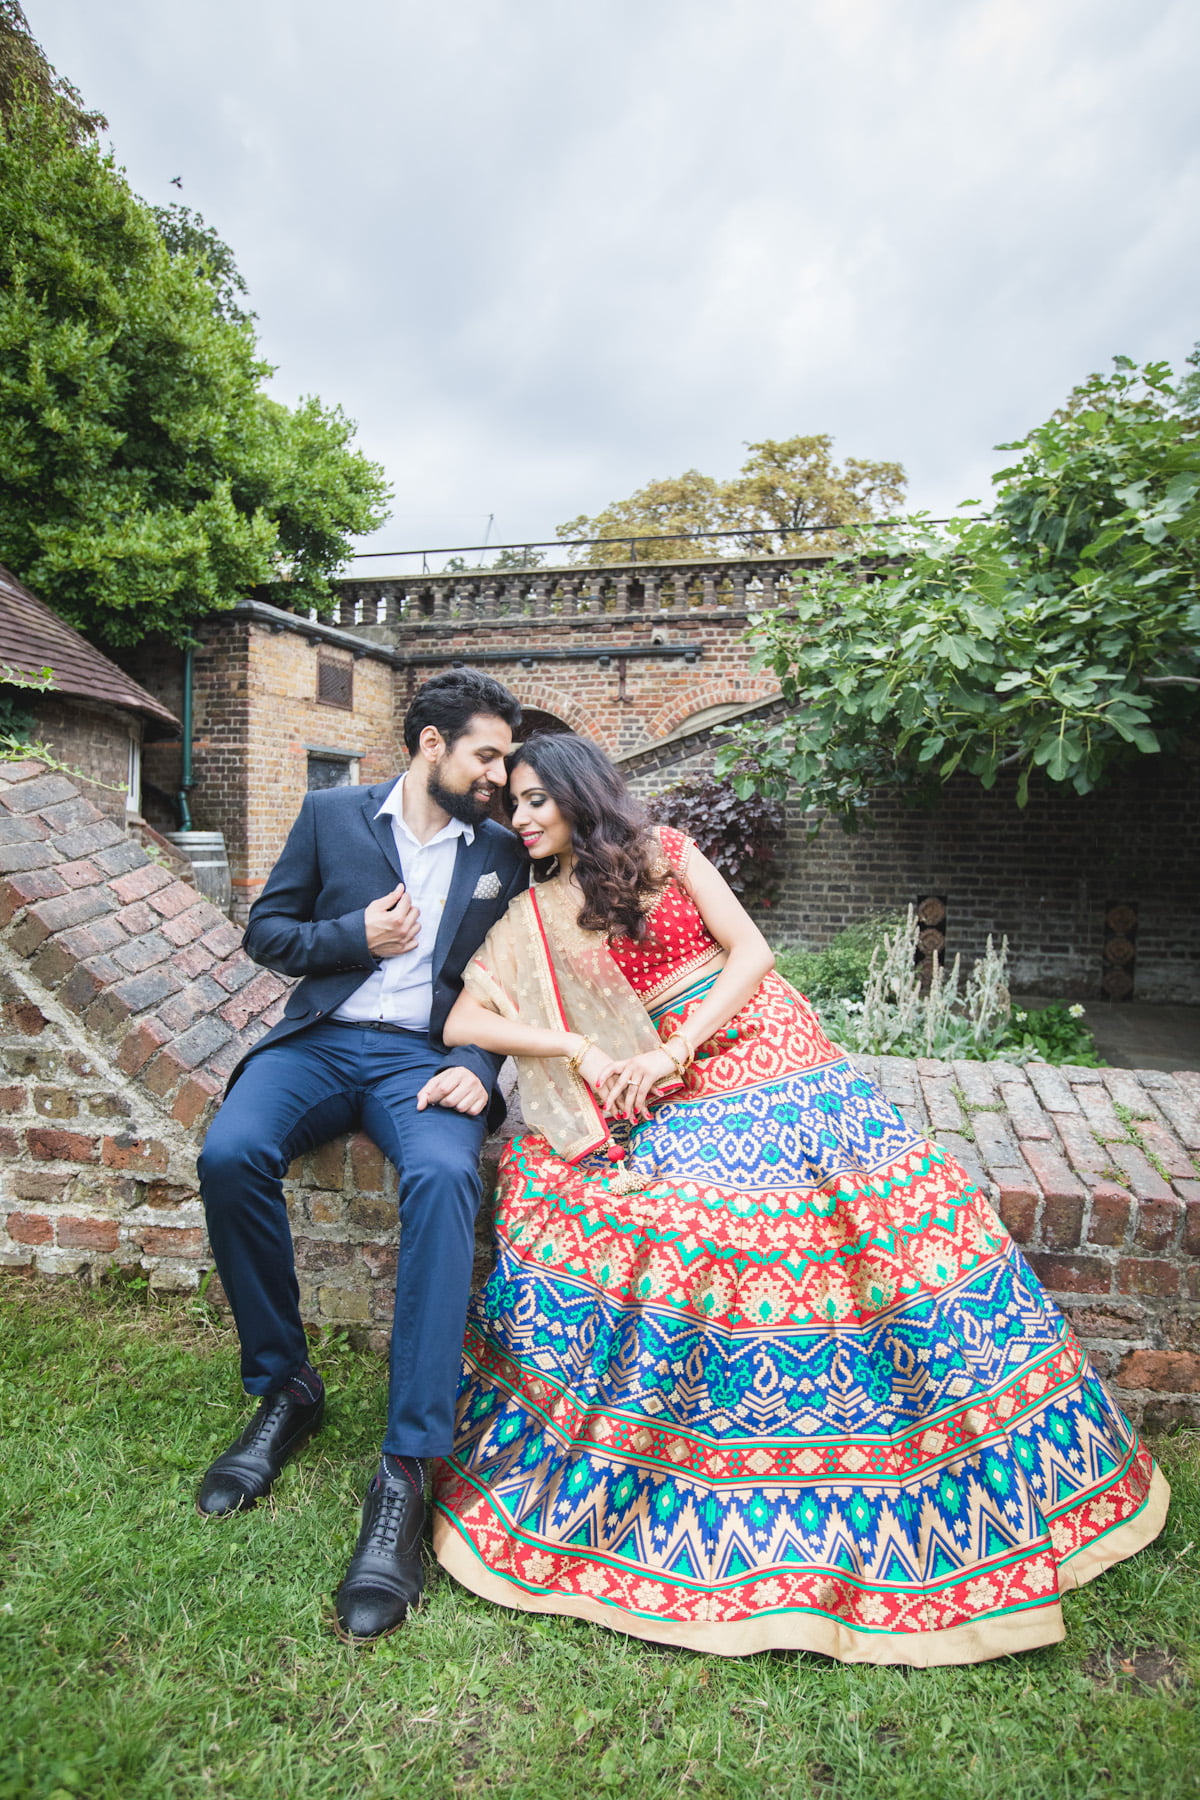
[717, 354, 1200, 827]
[0, 1, 105, 139]
[556, 435, 906, 564]
[491, 544, 546, 570]
[0, 101, 390, 646]
[151, 202, 253, 326]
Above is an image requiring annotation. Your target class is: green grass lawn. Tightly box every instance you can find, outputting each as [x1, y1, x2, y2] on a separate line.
[1, 1272, 1196, 1800]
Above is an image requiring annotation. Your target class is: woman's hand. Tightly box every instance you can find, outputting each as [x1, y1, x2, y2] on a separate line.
[574, 1041, 619, 1099]
[597, 1048, 677, 1120]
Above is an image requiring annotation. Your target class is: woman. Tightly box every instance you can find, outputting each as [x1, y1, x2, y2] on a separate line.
[433, 734, 1167, 1665]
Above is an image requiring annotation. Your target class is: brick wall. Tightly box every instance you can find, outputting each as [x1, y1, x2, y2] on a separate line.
[118, 599, 1200, 998]
[386, 609, 780, 759]
[756, 755, 1200, 1001]
[27, 695, 136, 824]
[122, 621, 403, 922]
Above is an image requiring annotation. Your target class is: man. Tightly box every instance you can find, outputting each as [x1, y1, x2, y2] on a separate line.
[196, 668, 527, 1641]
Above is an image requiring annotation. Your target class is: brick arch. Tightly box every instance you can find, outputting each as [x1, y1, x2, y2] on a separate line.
[508, 679, 613, 751]
[643, 676, 780, 745]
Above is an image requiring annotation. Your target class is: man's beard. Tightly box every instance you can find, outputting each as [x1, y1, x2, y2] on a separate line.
[429, 765, 493, 827]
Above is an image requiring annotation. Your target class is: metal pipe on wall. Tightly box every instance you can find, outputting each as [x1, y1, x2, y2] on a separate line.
[177, 644, 194, 832]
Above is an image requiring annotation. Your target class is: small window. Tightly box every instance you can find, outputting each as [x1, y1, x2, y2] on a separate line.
[317, 650, 354, 709]
[307, 754, 358, 791]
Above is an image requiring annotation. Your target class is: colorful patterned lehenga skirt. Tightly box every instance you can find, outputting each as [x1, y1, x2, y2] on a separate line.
[433, 971, 1168, 1663]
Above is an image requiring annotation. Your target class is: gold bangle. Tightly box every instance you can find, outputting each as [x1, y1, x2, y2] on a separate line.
[566, 1036, 593, 1077]
[662, 1045, 689, 1080]
[664, 1029, 694, 1069]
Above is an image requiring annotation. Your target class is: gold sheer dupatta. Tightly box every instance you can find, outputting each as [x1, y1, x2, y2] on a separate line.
[462, 878, 678, 1164]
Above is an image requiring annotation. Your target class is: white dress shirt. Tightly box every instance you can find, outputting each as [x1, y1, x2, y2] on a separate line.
[334, 774, 474, 1030]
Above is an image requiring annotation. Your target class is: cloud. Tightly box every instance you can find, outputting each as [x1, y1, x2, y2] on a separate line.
[33, 0, 1200, 560]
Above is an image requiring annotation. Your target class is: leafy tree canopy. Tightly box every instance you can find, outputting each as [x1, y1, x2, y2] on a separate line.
[556, 435, 906, 564]
[0, 100, 390, 646]
[717, 354, 1200, 826]
[150, 202, 253, 326]
[0, 1, 105, 140]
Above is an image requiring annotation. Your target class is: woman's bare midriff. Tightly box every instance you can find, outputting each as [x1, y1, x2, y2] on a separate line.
[649, 948, 726, 1010]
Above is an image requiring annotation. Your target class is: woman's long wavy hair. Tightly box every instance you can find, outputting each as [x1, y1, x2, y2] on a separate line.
[507, 734, 666, 940]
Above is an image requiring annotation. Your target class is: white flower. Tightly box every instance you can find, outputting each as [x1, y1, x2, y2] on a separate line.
[1068, 1003, 1085, 1019]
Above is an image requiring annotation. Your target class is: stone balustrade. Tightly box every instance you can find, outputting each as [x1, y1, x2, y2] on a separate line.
[318, 551, 842, 635]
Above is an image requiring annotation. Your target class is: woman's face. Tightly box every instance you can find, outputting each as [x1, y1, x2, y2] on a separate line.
[509, 761, 574, 861]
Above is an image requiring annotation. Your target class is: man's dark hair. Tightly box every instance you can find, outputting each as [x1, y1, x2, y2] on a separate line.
[402, 668, 522, 755]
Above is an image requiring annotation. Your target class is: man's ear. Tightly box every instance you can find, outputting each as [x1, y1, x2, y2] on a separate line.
[418, 724, 445, 763]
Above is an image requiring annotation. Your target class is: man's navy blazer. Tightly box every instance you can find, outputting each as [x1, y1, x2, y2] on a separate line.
[231, 777, 529, 1129]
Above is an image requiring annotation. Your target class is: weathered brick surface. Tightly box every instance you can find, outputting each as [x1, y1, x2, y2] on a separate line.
[26, 1127, 97, 1163]
[1026, 1252, 1112, 1294]
[921, 1077, 964, 1134]
[1041, 1194, 1085, 1250]
[1020, 1142, 1086, 1201]
[1054, 1112, 1111, 1177]
[1117, 1258, 1179, 1298]
[998, 1079, 1054, 1143]
[57, 1215, 120, 1252]
[1089, 1184, 1133, 1246]
[110, 864, 171, 906]
[1107, 1142, 1175, 1204]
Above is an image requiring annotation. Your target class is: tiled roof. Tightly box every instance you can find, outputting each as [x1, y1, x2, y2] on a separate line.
[0, 565, 178, 730]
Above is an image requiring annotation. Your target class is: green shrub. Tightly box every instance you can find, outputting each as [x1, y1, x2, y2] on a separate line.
[648, 773, 784, 908]
[774, 914, 1105, 1066]
[1005, 1002, 1103, 1067]
[773, 915, 903, 1001]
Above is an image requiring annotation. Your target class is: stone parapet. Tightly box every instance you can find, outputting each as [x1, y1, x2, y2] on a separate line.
[327, 550, 839, 634]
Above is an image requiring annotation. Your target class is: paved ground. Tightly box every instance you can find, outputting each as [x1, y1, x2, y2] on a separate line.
[1084, 1002, 1200, 1073]
[1018, 997, 1200, 1073]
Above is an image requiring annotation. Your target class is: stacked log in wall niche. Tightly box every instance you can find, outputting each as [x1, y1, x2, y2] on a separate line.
[915, 895, 947, 987]
[1103, 902, 1138, 1001]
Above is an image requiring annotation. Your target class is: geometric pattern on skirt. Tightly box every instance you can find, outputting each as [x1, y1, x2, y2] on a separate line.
[435, 974, 1168, 1663]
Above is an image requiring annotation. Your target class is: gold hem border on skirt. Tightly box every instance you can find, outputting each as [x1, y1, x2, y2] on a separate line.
[431, 1465, 1170, 1667]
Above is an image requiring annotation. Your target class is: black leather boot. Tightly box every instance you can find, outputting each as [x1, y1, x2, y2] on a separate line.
[334, 1464, 426, 1641]
[196, 1387, 325, 1517]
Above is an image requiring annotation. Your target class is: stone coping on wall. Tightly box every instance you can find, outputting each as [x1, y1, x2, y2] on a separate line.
[2, 757, 1200, 1426]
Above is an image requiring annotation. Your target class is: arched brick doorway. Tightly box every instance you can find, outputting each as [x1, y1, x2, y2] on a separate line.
[516, 706, 573, 740]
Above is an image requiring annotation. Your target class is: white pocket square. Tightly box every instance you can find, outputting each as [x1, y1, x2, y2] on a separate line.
[472, 871, 502, 900]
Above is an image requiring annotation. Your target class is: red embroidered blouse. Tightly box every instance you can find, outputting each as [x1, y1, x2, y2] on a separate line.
[606, 827, 721, 1002]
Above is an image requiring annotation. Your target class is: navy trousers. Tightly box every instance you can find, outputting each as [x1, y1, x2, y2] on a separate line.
[198, 1022, 487, 1459]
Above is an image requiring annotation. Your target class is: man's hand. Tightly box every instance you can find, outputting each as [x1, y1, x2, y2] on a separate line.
[416, 1066, 489, 1115]
[364, 883, 420, 958]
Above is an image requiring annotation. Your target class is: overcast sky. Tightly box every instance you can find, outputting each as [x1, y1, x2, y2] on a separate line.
[33, 0, 1200, 568]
